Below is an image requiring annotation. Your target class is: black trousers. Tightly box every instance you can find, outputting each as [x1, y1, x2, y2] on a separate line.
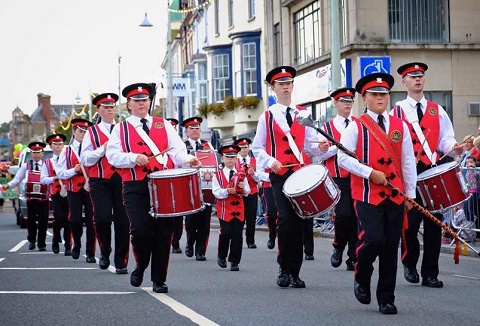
[355, 199, 403, 305]
[123, 179, 173, 283]
[332, 177, 358, 263]
[51, 193, 71, 249]
[90, 174, 130, 269]
[264, 187, 278, 242]
[303, 218, 314, 256]
[185, 204, 212, 256]
[243, 193, 258, 245]
[171, 216, 183, 249]
[26, 199, 49, 247]
[67, 188, 95, 256]
[270, 170, 304, 277]
[218, 218, 243, 265]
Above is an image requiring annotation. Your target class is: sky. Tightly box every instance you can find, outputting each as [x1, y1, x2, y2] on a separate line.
[0, 0, 169, 124]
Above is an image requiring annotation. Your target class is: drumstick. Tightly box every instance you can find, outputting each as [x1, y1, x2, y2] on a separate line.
[148, 148, 173, 161]
[197, 156, 209, 160]
[438, 134, 473, 161]
[281, 163, 300, 168]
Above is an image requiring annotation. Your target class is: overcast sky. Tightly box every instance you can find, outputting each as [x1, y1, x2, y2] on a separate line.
[0, 0, 169, 124]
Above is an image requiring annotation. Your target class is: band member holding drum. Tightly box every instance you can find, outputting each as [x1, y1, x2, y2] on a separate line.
[80, 93, 130, 274]
[106, 83, 201, 293]
[251, 66, 323, 288]
[213, 145, 250, 271]
[318, 87, 358, 270]
[181, 116, 213, 261]
[56, 118, 96, 263]
[391, 62, 463, 288]
[40, 134, 71, 255]
[3, 142, 49, 251]
[234, 138, 261, 249]
[166, 118, 184, 254]
[338, 73, 416, 315]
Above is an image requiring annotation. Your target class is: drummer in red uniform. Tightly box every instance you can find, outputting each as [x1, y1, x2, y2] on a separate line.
[106, 83, 201, 293]
[212, 145, 250, 271]
[3, 142, 49, 251]
[391, 62, 463, 288]
[40, 134, 71, 255]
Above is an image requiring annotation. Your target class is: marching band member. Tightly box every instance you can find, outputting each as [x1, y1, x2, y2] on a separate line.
[234, 138, 261, 249]
[56, 118, 96, 263]
[81, 93, 130, 274]
[391, 62, 463, 288]
[106, 83, 201, 293]
[251, 65, 322, 289]
[181, 116, 213, 261]
[40, 134, 71, 255]
[318, 87, 358, 270]
[213, 145, 250, 271]
[3, 142, 49, 251]
[338, 72, 416, 314]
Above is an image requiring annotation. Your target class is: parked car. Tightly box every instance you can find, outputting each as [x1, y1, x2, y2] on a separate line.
[8, 146, 54, 228]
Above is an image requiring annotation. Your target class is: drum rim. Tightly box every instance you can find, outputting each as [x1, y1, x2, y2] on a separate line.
[148, 168, 199, 178]
[282, 164, 328, 196]
[417, 161, 459, 180]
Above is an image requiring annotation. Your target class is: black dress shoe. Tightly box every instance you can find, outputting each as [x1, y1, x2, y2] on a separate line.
[115, 268, 128, 275]
[185, 247, 193, 257]
[38, 246, 46, 252]
[172, 247, 182, 254]
[267, 239, 275, 249]
[379, 302, 398, 314]
[64, 248, 72, 256]
[130, 267, 144, 287]
[71, 247, 80, 260]
[153, 282, 168, 293]
[354, 280, 371, 304]
[230, 263, 239, 271]
[28, 242, 35, 250]
[331, 248, 343, 268]
[422, 277, 444, 288]
[277, 269, 291, 288]
[217, 257, 227, 268]
[99, 255, 110, 270]
[52, 242, 60, 254]
[86, 256, 96, 263]
[304, 254, 314, 261]
[404, 266, 420, 283]
[290, 276, 306, 288]
[345, 260, 355, 271]
[196, 254, 206, 261]
[247, 243, 257, 249]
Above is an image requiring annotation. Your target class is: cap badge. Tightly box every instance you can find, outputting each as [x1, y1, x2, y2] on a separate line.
[414, 64, 419, 69]
[376, 78, 383, 83]
[107, 95, 112, 99]
[346, 90, 351, 94]
[137, 86, 143, 92]
[281, 68, 286, 74]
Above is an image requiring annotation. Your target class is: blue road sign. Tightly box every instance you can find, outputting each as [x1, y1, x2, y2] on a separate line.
[359, 56, 391, 77]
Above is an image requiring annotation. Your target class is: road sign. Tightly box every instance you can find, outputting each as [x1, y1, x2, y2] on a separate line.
[359, 56, 391, 77]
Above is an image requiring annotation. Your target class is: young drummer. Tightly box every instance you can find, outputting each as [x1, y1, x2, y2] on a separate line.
[212, 145, 250, 271]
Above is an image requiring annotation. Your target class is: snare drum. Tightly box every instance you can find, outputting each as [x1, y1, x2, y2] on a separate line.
[195, 150, 220, 204]
[417, 161, 470, 213]
[148, 168, 204, 217]
[25, 171, 48, 201]
[282, 164, 340, 219]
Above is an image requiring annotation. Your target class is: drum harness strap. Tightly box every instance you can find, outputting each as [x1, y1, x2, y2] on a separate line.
[268, 107, 304, 166]
[127, 119, 167, 169]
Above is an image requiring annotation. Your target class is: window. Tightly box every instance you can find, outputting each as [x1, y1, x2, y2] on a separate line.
[213, 54, 230, 102]
[228, 0, 234, 28]
[214, 0, 219, 35]
[390, 91, 453, 123]
[197, 62, 208, 104]
[339, 0, 348, 46]
[248, 0, 255, 19]
[273, 23, 281, 67]
[294, 1, 322, 66]
[389, 0, 450, 43]
[242, 43, 257, 96]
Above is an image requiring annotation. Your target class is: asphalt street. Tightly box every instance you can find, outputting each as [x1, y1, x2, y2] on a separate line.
[1, 203, 479, 326]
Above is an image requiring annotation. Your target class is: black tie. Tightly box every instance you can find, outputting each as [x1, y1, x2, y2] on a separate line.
[286, 107, 293, 127]
[196, 141, 202, 151]
[110, 124, 114, 133]
[416, 102, 423, 122]
[78, 143, 82, 155]
[141, 118, 149, 135]
[35, 162, 39, 171]
[378, 115, 386, 133]
[344, 118, 350, 128]
[229, 169, 234, 181]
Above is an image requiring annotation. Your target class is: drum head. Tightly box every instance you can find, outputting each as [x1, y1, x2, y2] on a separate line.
[283, 164, 327, 196]
[149, 168, 198, 179]
[417, 161, 458, 180]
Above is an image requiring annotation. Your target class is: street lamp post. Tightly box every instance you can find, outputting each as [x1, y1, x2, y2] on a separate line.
[118, 55, 123, 121]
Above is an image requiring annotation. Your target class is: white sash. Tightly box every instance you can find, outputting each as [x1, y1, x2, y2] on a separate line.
[126, 119, 166, 167]
[401, 106, 437, 163]
[269, 106, 304, 165]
